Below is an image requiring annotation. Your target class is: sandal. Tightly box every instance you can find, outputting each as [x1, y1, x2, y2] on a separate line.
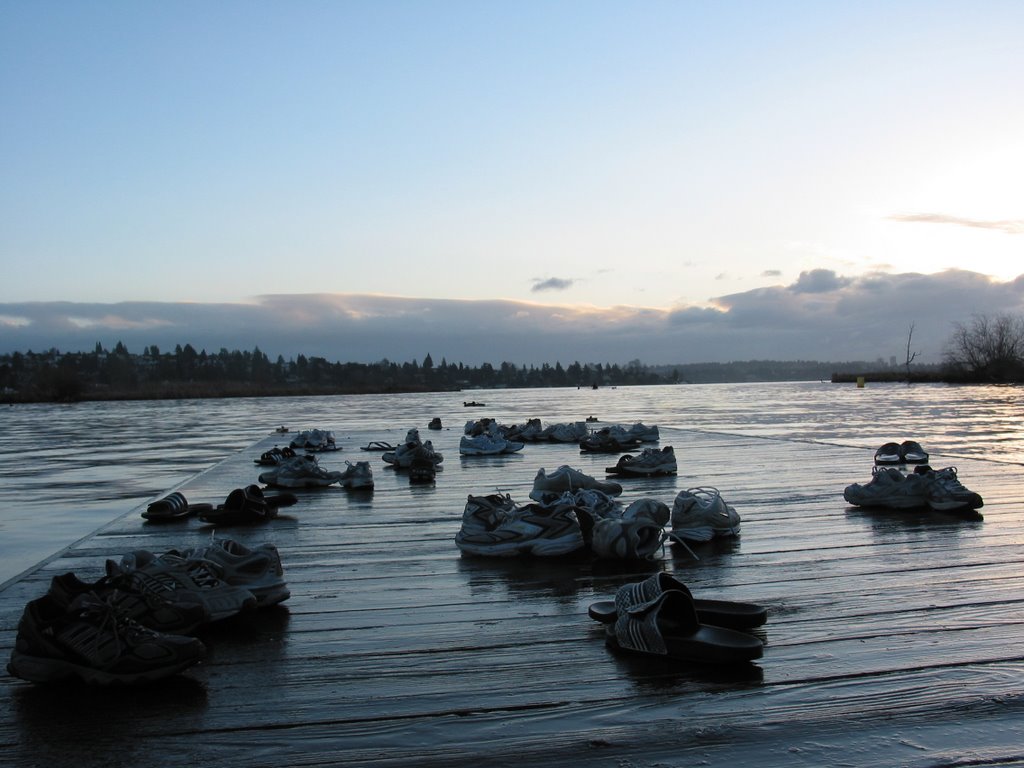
[141, 492, 213, 522]
[199, 485, 295, 525]
[360, 441, 396, 452]
[588, 572, 767, 630]
[606, 589, 763, 664]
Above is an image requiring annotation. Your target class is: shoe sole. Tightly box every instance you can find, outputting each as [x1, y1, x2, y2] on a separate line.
[605, 466, 677, 476]
[7, 652, 201, 685]
[456, 533, 584, 557]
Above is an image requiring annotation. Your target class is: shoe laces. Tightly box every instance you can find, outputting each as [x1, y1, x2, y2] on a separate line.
[72, 593, 153, 656]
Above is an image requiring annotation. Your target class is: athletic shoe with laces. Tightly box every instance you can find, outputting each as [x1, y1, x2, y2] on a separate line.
[591, 517, 666, 560]
[460, 434, 509, 455]
[338, 460, 374, 489]
[6, 593, 206, 685]
[843, 466, 928, 509]
[47, 571, 208, 635]
[590, 497, 670, 560]
[670, 487, 741, 542]
[529, 465, 623, 501]
[115, 550, 257, 622]
[455, 500, 585, 557]
[923, 466, 983, 511]
[458, 493, 518, 537]
[606, 446, 677, 476]
[175, 539, 290, 607]
[609, 422, 660, 442]
[258, 454, 343, 487]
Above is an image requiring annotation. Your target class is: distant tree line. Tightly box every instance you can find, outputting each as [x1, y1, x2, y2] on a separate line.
[2, 313, 1018, 403]
[0, 342, 881, 403]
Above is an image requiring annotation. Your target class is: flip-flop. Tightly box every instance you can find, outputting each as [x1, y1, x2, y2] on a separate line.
[254, 446, 297, 466]
[199, 485, 295, 525]
[361, 441, 396, 451]
[588, 572, 767, 630]
[141, 492, 213, 522]
[605, 589, 763, 664]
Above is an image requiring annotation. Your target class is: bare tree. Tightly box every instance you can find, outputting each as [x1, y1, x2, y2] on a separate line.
[904, 322, 919, 383]
[944, 313, 1024, 381]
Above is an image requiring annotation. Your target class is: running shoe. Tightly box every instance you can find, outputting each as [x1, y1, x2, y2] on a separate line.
[409, 455, 437, 483]
[922, 466, 984, 511]
[259, 454, 343, 487]
[591, 517, 666, 560]
[579, 430, 642, 453]
[529, 465, 623, 500]
[609, 422, 660, 442]
[455, 501, 585, 557]
[605, 446, 677, 476]
[670, 487, 741, 542]
[843, 467, 929, 509]
[47, 571, 208, 634]
[176, 539, 290, 608]
[547, 422, 588, 442]
[7, 593, 206, 685]
[460, 434, 509, 455]
[115, 550, 257, 622]
[338, 460, 374, 490]
[458, 493, 518, 537]
[589, 497, 670, 559]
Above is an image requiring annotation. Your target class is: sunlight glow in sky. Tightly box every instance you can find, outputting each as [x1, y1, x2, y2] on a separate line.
[1, 1, 1021, 318]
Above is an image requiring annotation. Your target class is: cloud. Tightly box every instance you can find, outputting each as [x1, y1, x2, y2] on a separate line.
[889, 213, 1024, 235]
[531, 277, 576, 292]
[790, 269, 852, 294]
[3, 269, 1023, 366]
[761, 269, 782, 278]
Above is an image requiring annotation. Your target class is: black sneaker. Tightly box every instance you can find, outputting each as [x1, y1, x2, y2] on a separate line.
[48, 571, 209, 634]
[7, 593, 206, 685]
[409, 457, 436, 483]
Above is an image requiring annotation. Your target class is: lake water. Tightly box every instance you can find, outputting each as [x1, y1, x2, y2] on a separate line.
[2, 381, 1022, 586]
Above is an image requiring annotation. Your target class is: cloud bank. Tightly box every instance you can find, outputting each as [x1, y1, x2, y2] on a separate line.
[889, 213, 1024, 235]
[2, 269, 1022, 366]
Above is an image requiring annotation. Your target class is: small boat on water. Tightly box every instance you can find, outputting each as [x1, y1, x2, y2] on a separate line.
[464, 401, 486, 407]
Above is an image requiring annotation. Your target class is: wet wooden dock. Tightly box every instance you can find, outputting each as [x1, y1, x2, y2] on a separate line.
[2, 423, 1023, 767]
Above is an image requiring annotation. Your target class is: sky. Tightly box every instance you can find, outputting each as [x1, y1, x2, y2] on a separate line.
[1, 1, 1022, 366]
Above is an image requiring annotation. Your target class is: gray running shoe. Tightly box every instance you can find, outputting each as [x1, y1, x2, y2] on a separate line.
[923, 466, 983, 511]
[458, 493, 518, 537]
[339, 460, 374, 490]
[176, 539, 290, 608]
[116, 550, 257, 622]
[606, 446, 677, 476]
[670, 487, 741, 542]
[6, 593, 205, 685]
[529, 465, 623, 501]
[259, 454, 343, 487]
[843, 467, 928, 509]
[455, 501, 585, 557]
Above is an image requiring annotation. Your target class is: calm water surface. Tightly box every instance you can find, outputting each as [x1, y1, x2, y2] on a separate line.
[2, 381, 1022, 585]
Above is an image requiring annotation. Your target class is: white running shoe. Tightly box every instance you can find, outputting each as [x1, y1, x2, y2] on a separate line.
[670, 487, 741, 543]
